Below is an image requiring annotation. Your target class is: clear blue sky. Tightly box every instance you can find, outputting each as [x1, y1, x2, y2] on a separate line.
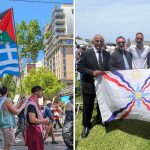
[0, 0, 73, 61]
[76, 0, 150, 42]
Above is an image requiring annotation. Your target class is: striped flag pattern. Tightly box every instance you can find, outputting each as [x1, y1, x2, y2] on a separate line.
[0, 42, 19, 77]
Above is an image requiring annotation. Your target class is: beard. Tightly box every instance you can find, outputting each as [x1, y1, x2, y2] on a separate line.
[136, 41, 143, 47]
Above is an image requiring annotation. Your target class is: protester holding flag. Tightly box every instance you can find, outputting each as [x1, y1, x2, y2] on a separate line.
[109, 36, 132, 71]
[0, 87, 26, 150]
[77, 34, 110, 138]
[24, 86, 49, 150]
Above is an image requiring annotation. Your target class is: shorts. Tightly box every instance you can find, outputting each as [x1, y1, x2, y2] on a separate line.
[1, 128, 15, 144]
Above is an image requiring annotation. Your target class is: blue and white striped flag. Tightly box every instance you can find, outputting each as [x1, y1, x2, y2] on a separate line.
[0, 42, 19, 77]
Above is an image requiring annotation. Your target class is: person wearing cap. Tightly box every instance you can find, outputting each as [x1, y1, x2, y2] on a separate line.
[24, 86, 49, 150]
[0, 87, 26, 150]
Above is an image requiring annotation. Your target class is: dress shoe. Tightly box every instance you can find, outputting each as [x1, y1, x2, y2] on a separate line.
[81, 127, 89, 138]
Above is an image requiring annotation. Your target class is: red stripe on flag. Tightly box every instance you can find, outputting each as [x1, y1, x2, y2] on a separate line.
[102, 72, 134, 93]
[141, 99, 150, 111]
[120, 99, 136, 119]
[142, 82, 150, 92]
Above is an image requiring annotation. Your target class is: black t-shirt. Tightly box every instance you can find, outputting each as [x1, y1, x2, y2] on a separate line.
[27, 104, 38, 124]
[18, 108, 25, 118]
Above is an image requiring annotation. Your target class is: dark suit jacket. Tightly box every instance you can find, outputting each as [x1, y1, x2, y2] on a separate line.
[109, 49, 132, 71]
[77, 48, 110, 94]
[147, 52, 150, 68]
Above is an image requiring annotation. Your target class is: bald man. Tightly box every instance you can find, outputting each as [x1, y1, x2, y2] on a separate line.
[77, 34, 110, 138]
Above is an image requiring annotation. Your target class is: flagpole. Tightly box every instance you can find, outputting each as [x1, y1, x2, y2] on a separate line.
[11, 7, 23, 96]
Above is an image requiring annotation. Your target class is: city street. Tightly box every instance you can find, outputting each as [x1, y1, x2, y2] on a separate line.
[0, 128, 67, 150]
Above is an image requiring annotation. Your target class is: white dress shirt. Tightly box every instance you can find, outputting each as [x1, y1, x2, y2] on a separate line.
[93, 46, 103, 66]
[128, 45, 150, 69]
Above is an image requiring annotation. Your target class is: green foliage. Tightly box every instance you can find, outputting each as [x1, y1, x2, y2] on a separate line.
[1, 75, 17, 99]
[76, 111, 150, 150]
[44, 30, 51, 39]
[16, 20, 44, 62]
[21, 67, 64, 98]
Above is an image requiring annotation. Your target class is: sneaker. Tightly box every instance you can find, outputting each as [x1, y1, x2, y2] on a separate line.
[51, 141, 58, 144]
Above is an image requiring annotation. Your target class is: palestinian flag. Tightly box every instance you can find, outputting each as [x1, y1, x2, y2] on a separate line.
[0, 8, 16, 43]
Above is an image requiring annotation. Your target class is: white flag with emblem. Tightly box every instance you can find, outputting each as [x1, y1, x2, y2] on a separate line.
[95, 69, 150, 123]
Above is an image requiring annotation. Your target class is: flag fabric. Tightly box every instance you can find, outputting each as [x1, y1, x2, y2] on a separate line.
[0, 8, 16, 42]
[95, 69, 150, 123]
[0, 42, 19, 77]
[0, 8, 19, 77]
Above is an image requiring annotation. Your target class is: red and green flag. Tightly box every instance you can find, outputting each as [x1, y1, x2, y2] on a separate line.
[0, 8, 16, 43]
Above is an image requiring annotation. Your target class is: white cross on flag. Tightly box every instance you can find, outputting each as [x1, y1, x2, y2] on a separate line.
[0, 42, 19, 77]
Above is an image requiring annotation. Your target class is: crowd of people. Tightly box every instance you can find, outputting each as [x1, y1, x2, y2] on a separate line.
[0, 85, 73, 150]
[76, 32, 150, 138]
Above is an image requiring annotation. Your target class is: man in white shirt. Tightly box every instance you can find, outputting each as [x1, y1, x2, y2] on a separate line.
[128, 32, 150, 69]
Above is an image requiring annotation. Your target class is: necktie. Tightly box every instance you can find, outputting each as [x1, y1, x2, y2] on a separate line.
[123, 52, 130, 70]
[98, 50, 104, 71]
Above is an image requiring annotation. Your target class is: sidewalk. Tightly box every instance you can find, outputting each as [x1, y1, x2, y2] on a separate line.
[0, 128, 66, 150]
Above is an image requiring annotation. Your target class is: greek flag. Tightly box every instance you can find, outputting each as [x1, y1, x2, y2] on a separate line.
[0, 42, 19, 77]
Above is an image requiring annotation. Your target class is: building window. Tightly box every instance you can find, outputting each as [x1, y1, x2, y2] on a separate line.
[66, 39, 73, 44]
[63, 59, 66, 65]
[64, 72, 67, 78]
[64, 66, 66, 71]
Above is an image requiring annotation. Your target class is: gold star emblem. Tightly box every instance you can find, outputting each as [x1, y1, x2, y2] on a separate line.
[130, 69, 144, 81]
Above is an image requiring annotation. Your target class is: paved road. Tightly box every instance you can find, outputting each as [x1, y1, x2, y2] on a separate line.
[0, 128, 67, 150]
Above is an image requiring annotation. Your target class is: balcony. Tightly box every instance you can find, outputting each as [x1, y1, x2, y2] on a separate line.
[54, 25, 65, 31]
[52, 18, 65, 27]
[51, 12, 65, 22]
[51, 9, 63, 18]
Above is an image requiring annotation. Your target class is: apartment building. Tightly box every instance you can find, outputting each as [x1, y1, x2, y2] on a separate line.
[44, 4, 73, 84]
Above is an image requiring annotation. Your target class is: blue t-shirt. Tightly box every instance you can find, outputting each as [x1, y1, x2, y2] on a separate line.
[43, 106, 54, 123]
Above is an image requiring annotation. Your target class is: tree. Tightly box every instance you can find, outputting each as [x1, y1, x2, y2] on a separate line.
[75, 36, 83, 40]
[44, 30, 51, 39]
[1, 75, 17, 99]
[16, 20, 44, 62]
[21, 67, 65, 99]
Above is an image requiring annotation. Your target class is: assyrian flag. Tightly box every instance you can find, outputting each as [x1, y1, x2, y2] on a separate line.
[95, 69, 150, 123]
[0, 8, 19, 77]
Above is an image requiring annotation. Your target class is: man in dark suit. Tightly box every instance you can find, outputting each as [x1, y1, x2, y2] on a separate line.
[77, 34, 110, 138]
[109, 36, 132, 71]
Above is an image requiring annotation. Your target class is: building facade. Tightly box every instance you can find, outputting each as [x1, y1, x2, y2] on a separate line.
[44, 4, 73, 84]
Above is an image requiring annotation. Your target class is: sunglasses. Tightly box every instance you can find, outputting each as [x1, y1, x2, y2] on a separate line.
[136, 38, 143, 40]
[117, 42, 125, 44]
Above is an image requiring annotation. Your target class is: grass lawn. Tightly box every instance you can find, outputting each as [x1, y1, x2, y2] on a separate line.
[75, 110, 150, 150]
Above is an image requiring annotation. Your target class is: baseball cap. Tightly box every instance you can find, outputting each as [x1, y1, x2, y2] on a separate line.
[31, 86, 44, 93]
